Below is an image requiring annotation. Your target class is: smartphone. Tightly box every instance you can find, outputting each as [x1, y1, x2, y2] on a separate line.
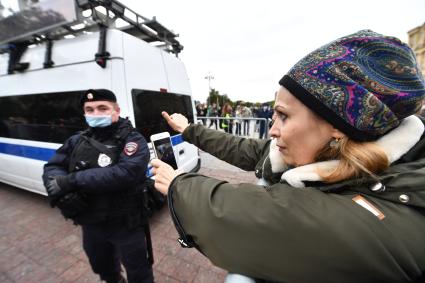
[150, 132, 178, 169]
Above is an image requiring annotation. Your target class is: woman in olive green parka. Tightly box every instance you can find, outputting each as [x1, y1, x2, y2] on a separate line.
[152, 30, 425, 283]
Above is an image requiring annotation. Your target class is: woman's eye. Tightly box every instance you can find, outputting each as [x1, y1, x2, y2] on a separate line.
[273, 112, 286, 121]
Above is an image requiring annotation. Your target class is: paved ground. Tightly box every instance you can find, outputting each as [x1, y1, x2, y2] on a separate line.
[0, 152, 257, 283]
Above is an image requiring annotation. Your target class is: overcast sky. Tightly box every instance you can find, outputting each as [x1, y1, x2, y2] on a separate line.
[121, 0, 425, 103]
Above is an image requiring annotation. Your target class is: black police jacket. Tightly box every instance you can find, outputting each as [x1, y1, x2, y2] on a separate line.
[42, 118, 150, 224]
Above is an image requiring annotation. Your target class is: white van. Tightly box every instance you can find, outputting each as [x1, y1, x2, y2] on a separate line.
[0, 0, 200, 195]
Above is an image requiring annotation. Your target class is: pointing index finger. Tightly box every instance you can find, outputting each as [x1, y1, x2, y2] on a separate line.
[162, 111, 172, 122]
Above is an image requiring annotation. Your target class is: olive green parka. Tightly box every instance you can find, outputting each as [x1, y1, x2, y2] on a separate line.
[168, 115, 425, 283]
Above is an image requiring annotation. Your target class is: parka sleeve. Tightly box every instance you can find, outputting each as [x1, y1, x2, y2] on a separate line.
[168, 173, 420, 282]
[182, 124, 269, 171]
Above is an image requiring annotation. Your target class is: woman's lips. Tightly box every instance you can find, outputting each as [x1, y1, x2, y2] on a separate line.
[277, 144, 286, 152]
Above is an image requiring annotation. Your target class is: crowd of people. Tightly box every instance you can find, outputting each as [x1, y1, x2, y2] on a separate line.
[195, 101, 273, 138]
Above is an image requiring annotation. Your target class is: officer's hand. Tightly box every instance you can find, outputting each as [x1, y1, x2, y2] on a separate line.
[162, 111, 189, 133]
[46, 174, 74, 196]
[151, 159, 183, 195]
[46, 177, 63, 197]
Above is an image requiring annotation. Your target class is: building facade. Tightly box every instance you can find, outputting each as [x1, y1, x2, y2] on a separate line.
[408, 22, 425, 76]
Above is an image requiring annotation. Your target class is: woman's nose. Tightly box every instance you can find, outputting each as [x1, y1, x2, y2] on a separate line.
[269, 120, 280, 138]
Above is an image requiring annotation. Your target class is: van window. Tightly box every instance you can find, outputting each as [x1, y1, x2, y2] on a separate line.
[132, 89, 194, 140]
[0, 91, 86, 143]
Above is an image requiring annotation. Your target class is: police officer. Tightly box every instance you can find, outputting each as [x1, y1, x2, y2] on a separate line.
[42, 89, 154, 283]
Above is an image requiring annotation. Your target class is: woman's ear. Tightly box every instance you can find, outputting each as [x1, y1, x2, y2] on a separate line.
[330, 127, 345, 139]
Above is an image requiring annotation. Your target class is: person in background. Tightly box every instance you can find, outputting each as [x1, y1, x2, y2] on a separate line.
[240, 103, 252, 136]
[221, 102, 233, 134]
[43, 89, 154, 283]
[196, 102, 207, 125]
[207, 102, 220, 130]
[235, 105, 242, 136]
[256, 102, 272, 139]
[151, 30, 425, 282]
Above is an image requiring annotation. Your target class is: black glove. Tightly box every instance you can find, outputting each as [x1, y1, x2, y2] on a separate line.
[46, 177, 62, 197]
[46, 175, 74, 207]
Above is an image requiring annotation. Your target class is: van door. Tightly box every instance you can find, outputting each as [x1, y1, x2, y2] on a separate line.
[131, 89, 200, 172]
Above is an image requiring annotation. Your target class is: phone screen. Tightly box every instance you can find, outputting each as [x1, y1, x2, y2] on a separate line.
[153, 137, 178, 169]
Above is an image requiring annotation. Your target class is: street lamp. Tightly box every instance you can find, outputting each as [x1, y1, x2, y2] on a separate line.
[204, 71, 214, 91]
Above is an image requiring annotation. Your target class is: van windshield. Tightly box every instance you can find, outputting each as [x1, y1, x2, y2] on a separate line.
[132, 89, 194, 140]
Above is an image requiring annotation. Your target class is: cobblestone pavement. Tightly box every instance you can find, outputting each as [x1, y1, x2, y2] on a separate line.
[0, 151, 257, 283]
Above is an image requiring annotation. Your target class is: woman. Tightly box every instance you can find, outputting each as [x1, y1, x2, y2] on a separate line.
[235, 105, 242, 136]
[152, 30, 425, 282]
[221, 103, 234, 134]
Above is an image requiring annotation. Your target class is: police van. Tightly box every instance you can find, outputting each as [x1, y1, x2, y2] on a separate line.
[0, 0, 200, 195]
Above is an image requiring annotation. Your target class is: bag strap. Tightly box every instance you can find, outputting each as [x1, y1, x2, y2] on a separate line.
[80, 135, 115, 156]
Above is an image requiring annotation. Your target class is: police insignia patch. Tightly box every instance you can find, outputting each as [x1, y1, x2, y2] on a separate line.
[98, 153, 112, 167]
[124, 142, 138, 156]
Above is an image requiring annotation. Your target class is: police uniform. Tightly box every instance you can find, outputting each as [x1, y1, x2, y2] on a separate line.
[42, 89, 154, 283]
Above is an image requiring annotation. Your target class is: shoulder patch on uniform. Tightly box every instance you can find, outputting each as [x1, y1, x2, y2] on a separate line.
[124, 142, 138, 156]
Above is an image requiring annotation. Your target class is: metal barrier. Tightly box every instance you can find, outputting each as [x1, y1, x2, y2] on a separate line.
[196, 117, 270, 139]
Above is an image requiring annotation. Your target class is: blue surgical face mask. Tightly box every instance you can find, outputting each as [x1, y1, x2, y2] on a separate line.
[85, 115, 112, 128]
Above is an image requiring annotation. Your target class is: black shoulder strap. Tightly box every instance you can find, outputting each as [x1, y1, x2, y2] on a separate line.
[80, 135, 116, 156]
[77, 120, 135, 157]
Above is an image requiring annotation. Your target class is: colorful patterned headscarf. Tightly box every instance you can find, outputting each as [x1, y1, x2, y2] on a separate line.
[279, 30, 425, 141]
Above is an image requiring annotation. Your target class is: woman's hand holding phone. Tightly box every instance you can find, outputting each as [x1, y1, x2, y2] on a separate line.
[151, 159, 182, 195]
[161, 111, 189, 133]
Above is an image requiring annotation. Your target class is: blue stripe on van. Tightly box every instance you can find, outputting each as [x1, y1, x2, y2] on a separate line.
[0, 142, 56, 161]
[171, 134, 183, 146]
[0, 134, 184, 162]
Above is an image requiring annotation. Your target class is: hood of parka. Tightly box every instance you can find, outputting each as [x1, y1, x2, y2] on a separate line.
[266, 115, 425, 209]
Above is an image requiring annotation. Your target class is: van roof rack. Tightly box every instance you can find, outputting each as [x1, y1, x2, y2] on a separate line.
[0, 0, 183, 56]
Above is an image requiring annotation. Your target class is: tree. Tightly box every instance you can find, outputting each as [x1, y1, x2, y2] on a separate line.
[206, 88, 274, 109]
[207, 88, 231, 107]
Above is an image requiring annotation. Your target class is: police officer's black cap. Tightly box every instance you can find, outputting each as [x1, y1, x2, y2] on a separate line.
[80, 89, 117, 106]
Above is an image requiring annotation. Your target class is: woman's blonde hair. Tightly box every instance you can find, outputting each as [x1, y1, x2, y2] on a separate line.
[315, 137, 389, 183]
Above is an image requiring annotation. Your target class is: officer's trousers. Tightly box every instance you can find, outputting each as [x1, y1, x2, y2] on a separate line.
[82, 222, 154, 283]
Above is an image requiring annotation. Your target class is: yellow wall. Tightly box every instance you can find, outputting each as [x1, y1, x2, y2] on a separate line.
[408, 22, 425, 77]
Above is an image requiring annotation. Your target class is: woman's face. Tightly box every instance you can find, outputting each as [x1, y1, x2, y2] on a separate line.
[269, 87, 341, 167]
